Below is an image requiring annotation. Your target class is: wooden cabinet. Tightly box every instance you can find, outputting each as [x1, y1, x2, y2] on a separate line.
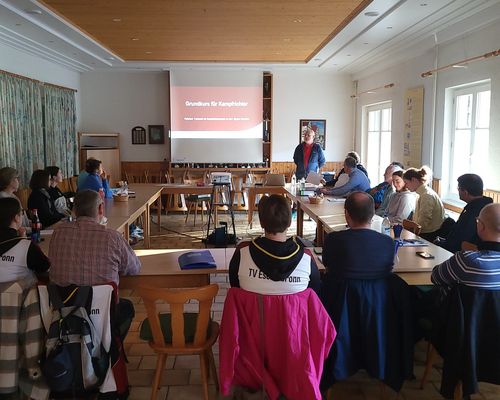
[78, 132, 121, 186]
[263, 72, 272, 166]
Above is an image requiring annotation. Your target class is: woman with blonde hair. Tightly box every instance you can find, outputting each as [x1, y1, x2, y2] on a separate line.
[403, 166, 444, 241]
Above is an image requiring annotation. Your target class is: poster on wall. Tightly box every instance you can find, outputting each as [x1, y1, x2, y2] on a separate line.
[403, 86, 424, 168]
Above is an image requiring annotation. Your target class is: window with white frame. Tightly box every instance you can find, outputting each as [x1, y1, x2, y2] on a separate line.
[364, 102, 392, 185]
[447, 82, 491, 198]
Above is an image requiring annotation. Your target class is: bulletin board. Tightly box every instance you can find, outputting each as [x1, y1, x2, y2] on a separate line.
[403, 86, 424, 168]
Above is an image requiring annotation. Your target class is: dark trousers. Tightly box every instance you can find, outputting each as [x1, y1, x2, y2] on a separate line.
[116, 298, 135, 342]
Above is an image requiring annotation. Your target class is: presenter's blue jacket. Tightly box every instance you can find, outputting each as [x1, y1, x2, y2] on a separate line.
[293, 143, 326, 180]
[78, 173, 113, 198]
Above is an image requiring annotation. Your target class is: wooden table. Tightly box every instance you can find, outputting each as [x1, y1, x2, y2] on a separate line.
[247, 185, 287, 227]
[120, 248, 234, 289]
[105, 184, 163, 248]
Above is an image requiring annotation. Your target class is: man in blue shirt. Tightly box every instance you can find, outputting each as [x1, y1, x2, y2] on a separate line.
[318, 157, 370, 197]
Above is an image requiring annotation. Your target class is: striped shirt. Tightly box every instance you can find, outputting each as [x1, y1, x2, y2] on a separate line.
[431, 242, 500, 289]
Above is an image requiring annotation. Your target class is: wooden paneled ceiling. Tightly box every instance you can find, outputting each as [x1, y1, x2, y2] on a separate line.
[39, 0, 372, 63]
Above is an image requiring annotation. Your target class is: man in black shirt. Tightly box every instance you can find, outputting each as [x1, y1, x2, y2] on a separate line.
[322, 191, 394, 281]
[435, 174, 492, 253]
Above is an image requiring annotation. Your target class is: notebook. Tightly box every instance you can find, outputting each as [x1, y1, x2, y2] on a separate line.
[263, 174, 285, 186]
[178, 250, 217, 270]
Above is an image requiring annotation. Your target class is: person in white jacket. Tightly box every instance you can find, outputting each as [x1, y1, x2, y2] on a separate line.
[386, 170, 416, 224]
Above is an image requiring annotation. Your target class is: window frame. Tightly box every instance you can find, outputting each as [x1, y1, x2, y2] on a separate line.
[362, 101, 392, 185]
[446, 81, 491, 202]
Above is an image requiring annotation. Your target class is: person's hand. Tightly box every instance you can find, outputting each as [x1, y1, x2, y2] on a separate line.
[18, 227, 27, 237]
[320, 179, 326, 186]
[100, 169, 107, 179]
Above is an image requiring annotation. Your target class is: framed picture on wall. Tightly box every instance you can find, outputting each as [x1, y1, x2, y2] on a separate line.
[299, 119, 326, 150]
[148, 125, 165, 144]
[131, 126, 146, 144]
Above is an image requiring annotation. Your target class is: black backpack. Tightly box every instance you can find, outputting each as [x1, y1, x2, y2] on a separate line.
[42, 285, 109, 395]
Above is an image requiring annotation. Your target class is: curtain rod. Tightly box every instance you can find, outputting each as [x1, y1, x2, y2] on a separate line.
[0, 68, 78, 92]
[350, 83, 394, 99]
[421, 48, 500, 78]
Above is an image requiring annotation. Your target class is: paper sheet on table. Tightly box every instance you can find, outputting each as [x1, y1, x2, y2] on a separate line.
[40, 230, 53, 236]
[306, 171, 322, 185]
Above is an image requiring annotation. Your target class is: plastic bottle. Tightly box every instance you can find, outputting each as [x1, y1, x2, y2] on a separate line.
[381, 215, 392, 236]
[30, 209, 41, 243]
[98, 188, 106, 216]
[291, 174, 297, 187]
[299, 178, 306, 196]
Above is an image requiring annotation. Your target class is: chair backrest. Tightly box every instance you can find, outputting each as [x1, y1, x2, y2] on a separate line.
[434, 285, 500, 398]
[138, 284, 218, 348]
[403, 219, 422, 236]
[14, 188, 31, 211]
[461, 241, 478, 251]
[184, 170, 209, 185]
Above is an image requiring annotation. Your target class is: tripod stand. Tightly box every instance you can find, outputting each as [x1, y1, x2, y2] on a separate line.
[205, 182, 237, 246]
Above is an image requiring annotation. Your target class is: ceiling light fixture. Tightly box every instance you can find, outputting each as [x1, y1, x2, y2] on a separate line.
[293, 18, 302, 23]
[106, 56, 115, 60]
[363, 42, 369, 45]
[420, 3, 428, 6]
[25, 9, 42, 15]
[364, 11, 379, 17]
[386, 26, 393, 29]
[112, 18, 122, 22]
[421, 48, 500, 77]
[313, 58, 322, 62]
[351, 83, 394, 99]
[145, 51, 152, 54]
[131, 38, 139, 41]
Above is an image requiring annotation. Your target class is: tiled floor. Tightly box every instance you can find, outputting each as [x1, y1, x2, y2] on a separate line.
[122, 210, 500, 400]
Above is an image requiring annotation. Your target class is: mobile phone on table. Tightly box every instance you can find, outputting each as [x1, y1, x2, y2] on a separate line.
[416, 251, 434, 259]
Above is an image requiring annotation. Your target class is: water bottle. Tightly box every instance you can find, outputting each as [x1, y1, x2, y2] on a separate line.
[381, 215, 391, 236]
[30, 209, 41, 243]
[291, 174, 297, 187]
[98, 188, 106, 216]
[299, 178, 306, 196]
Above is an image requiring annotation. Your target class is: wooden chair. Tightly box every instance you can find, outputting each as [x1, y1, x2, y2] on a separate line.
[14, 188, 30, 211]
[403, 219, 422, 236]
[138, 284, 219, 400]
[183, 171, 210, 226]
[461, 241, 478, 251]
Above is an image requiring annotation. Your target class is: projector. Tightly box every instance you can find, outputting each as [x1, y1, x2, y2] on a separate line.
[210, 172, 232, 184]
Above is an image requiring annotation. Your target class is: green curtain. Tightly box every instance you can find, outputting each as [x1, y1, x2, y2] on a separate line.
[43, 85, 77, 178]
[0, 72, 77, 187]
[0, 74, 44, 186]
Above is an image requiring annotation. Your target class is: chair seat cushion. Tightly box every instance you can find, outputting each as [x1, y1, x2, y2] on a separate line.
[139, 313, 212, 343]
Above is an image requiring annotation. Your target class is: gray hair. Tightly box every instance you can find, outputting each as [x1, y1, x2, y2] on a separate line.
[74, 190, 101, 218]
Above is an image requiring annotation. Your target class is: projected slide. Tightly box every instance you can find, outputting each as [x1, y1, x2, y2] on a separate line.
[171, 87, 262, 138]
[170, 70, 263, 163]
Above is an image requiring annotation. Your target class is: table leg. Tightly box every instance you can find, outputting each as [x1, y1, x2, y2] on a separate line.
[316, 222, 324, 246]
[297, 203, 304, 237]
[248, 188, 256, 227]
[156, 196, 162, 230]
[144, 205, 151, 248]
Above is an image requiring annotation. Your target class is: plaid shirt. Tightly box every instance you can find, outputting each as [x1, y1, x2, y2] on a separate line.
[0, 277, 49, 399]
[48, 217, 141, 287]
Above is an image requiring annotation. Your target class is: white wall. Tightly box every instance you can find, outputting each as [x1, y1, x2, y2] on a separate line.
[272, 70, 353, 162]
[80, 71, 170, 161]
[0, 42, 81, 126]
[353, 22, 500, 191]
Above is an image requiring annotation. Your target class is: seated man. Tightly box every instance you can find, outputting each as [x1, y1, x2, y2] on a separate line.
[229, 194, 320, 294]
[432, 203, 500, 289]
[0, 197, 50, 284]
[48, 190, 141, 339]
[325, 151, 368, 187]
[322, 191, 394, 279]
[318, 157, 371, 197]
[435, 174, 493, 253]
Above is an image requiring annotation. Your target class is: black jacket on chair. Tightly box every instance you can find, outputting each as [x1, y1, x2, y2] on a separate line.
[320, 274, 414, 392]
[432, 285, 500, 398]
